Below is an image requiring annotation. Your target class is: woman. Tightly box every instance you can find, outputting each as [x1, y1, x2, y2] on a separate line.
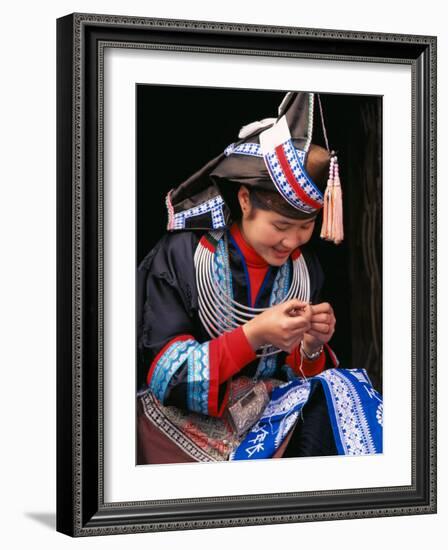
[137, 92, 383, 463]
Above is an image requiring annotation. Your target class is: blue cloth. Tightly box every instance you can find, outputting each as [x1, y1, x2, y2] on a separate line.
[230, 368, 383, 460]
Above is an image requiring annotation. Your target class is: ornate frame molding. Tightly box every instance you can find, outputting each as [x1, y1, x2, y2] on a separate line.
[57, 13, 436, 536]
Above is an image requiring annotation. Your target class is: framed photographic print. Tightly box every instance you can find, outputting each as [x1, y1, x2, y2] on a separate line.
[135, 86, 383, 466]
[56, 13, 436, 536]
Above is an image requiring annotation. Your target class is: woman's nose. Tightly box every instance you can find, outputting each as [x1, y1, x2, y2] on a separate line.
[282, 231, 302, 249]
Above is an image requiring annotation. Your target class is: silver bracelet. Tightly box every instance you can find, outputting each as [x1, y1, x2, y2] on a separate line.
[301, 344, 323, 361]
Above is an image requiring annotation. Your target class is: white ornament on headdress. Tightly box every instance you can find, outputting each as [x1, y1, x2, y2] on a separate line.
[259, 115, 291, 153]
[304, 93, 315, 153]
[238, 118, 276, 139]
[277, 92, 293, 116]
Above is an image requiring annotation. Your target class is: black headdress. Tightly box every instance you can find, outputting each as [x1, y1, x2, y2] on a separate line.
[165, 92, 343, 244]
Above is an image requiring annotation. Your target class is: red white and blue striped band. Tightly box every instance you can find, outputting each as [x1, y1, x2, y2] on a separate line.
[224, 116, 324, 215]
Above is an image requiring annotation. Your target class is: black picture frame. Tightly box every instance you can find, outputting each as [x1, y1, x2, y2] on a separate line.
[56, 13, 437, 536]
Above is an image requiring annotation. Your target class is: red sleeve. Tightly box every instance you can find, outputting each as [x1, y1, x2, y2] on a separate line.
[206, 326, 256, 416]
[285, 344, 326, 378]
[210, 326, 257, 385]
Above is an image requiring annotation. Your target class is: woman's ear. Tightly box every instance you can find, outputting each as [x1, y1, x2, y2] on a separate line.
[237, 185, 251, 216]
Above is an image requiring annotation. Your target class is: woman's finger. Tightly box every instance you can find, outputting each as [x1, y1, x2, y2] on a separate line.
[283, 300, 308, 315]
[310, 322, 331, 333]
[307, 328, 334, 340]
[310, 302, 333, 315]
[311, 313, 332, 323]
[287, 316, 311, 331]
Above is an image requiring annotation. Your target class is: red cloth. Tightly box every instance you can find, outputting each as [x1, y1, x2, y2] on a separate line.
[229, 223, 269, 306]
[214, 326, 257, 384]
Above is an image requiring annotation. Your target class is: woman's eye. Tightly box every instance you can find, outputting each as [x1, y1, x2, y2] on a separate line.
[274, 225, 287, 231]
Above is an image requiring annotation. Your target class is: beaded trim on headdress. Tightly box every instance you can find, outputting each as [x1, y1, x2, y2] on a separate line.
[194, 230, 310, 358]
[166, 190, 226, 231]
[259, 115, 324, 214]
[262, 136, 324, 214]
[223, 142, 322, 214]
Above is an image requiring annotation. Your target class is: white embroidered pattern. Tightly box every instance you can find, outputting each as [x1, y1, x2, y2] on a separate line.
[172, 195, 226, 230]
[274, 410, 300, 449]
[262, 384, 310, 418]
[319, 369, 377, 455]
[349, 369, 372, 386]
[264, 146, 317, 214]
[376, 403, 383, 427]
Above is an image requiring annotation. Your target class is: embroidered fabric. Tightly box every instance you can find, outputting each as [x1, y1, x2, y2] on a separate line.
[167, 193, 227, 231]
[223, 141, 323, 215]
[230, 368, 383, 460]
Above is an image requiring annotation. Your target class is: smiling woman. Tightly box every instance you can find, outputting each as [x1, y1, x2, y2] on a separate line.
[136, 88, 383, 464]
[237, 187, 317, 266]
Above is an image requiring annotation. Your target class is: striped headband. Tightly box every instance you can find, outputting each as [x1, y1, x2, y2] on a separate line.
[224, 116, 324, 215]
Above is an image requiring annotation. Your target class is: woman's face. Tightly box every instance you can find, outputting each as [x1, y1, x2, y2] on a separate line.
[238, 188, 316, 267]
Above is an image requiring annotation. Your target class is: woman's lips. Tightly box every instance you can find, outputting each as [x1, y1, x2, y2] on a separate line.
[272, 247, 291, 257]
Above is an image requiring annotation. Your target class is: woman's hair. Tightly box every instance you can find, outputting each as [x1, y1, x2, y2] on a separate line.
[247, 186, 316, 220]
[218, 182, 317, 222]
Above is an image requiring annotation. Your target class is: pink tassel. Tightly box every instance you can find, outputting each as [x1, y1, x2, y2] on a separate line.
[165, 190, 175, 230]
[320, 182, 332, 239]
[320, 157, 334, 240]
[320, 156, 344, 244]
[330, 160, 344, 244]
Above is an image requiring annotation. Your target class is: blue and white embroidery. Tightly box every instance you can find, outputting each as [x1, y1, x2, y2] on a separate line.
[244, 424, 270, 458]
[149, 339, 197, 402]
[224, 142, 263, 157]
[263, 383, 309, 418]
[275, 410, 300, 449]
[187, 342, 211, 415]
[271, 385, 309, 449]
[223, 137, 323, 215]
[231, 368, 383, 460]
[349, 369, 372, 386]
[270, 259, 291, 305]
[255, 352, 278, 379]
[171, 195, 226, 230]
[376, 403, 383, 427]
[319, 369, 379, 455]
[264, 145, 318, 214]
[150, 338, 213, 415]
[282, 141, 323, 203]
[213, 235, 234, 331]
[230, 383, 309, 460]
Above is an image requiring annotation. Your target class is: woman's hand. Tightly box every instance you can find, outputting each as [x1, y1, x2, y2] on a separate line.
[302, 302, 336, 355]
[243, 299, 312, 353]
